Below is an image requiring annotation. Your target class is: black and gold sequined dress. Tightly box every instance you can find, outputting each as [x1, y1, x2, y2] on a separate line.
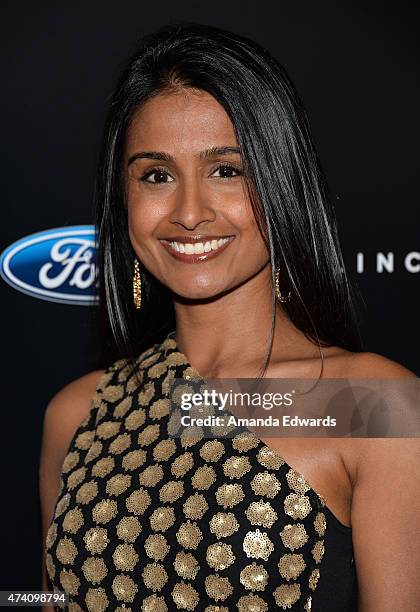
[46, 331, 357, 611]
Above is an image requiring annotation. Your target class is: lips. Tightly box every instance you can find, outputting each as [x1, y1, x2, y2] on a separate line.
[159, 236, 235, 263]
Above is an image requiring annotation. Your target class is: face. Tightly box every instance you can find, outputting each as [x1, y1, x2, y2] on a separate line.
[124, 88, 270, 301]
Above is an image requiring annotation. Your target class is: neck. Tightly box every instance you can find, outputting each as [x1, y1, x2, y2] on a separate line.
[171, 265, 307, 378]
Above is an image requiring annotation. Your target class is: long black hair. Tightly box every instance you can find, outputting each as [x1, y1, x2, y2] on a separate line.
[93, 21, 364, 373]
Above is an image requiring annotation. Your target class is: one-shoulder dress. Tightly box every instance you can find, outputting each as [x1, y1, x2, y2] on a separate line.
[46, 330, 357, 611]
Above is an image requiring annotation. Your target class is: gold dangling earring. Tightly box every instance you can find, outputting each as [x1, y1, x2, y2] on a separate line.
[133, 258, 142, 309]
[275, 268, 291, 303]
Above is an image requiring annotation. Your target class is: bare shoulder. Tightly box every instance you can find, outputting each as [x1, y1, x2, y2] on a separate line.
[41, 368, 106, 468]
[44, 368, 106, 431]
[329, 349, 418, 490]
[347, 351, 418, 456]
[343, 349, 418, 379]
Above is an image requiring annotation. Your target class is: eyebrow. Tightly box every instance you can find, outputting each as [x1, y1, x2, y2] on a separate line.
[127, 146, 241, 167]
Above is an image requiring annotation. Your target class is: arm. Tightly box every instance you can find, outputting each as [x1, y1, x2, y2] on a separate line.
[39, 369, 105, 611]
[347, 352, 420, 610]
[352, 438, 420, 610]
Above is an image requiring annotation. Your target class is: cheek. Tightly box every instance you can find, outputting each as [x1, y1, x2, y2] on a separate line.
[126, 188, 167, 242]
[228, 198, 266, 244]
[223, 183, 261, 231]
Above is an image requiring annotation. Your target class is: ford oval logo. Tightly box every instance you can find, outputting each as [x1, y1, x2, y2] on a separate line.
[0, 225, 99, 305]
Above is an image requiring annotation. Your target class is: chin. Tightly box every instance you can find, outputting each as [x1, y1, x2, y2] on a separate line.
[171, 282, 229, 302]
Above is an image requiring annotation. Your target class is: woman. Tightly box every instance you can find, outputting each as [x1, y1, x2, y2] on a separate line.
[40, 22, 420, 611]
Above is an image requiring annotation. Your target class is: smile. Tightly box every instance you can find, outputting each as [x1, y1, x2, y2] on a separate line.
[159, 236, 235, 263]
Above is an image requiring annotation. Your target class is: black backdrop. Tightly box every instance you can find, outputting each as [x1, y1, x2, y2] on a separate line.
[1, 0, 419, 593]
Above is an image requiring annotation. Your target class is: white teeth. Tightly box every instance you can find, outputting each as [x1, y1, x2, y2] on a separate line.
[164, 237, 231, 255]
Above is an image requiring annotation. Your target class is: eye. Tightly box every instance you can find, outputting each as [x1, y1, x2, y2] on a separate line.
[140, 168, 174, 184]
[211, 164, 243, 179]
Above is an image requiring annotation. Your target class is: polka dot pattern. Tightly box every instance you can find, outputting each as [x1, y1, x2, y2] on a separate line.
[46, 331, 327, 610]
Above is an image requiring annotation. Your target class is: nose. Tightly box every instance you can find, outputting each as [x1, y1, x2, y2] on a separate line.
[169, 175, 216, 230]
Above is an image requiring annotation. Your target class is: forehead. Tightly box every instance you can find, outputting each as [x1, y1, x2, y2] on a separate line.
[125, 88, 237, 154]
